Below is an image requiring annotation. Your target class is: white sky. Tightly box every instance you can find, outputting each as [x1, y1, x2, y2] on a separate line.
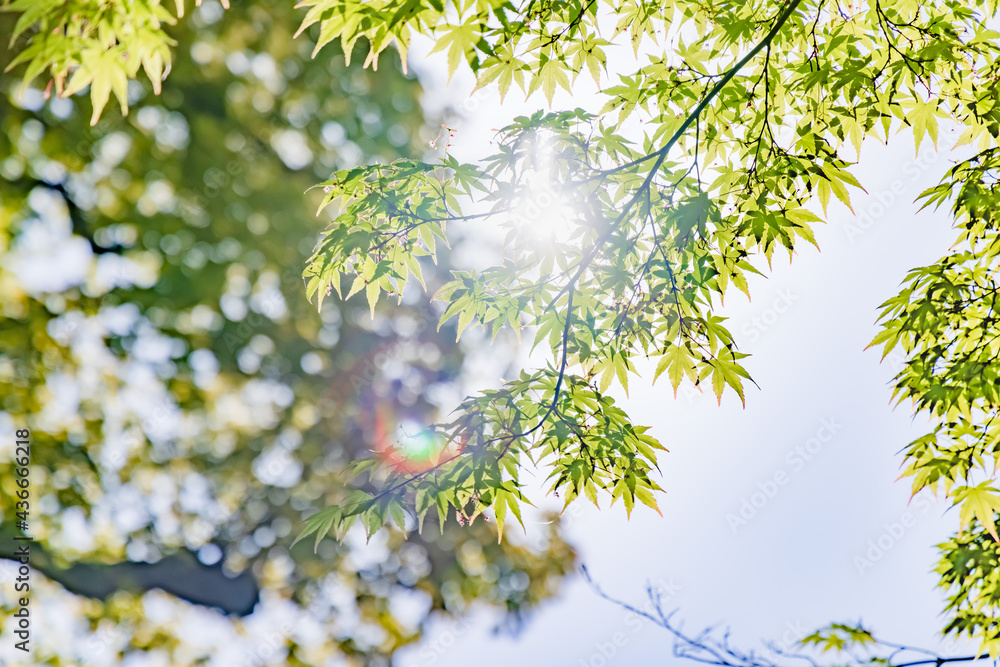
[397, 31, 978, 667]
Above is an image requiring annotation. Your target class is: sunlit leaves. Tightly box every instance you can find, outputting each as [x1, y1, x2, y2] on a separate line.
[302, 0, 911, 543]
[538, 374, 666, 517]
[295, 0, 415, 69]
[905, 96, 946, 154]
[655, 343, 697, 397]
[938, 525, 1000, 658]
[63, 47, 130, 125]
[298, 0, 608, 105]
[800, 623, 877, 653]
[2, 0, 178, 124]
[303, 159, 461, 313]
[300, 6, 1000, 654]
[427, 20, 481, 81]
[955, 484, 1000, 542]
[527, 55, 572, 107]
[869, 147, 1000, 650]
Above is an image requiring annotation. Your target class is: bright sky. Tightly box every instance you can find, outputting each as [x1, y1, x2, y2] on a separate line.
[397, 33, 977, 667]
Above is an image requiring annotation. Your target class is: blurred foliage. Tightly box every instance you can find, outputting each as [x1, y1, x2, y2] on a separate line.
[0, 1, 574, 664]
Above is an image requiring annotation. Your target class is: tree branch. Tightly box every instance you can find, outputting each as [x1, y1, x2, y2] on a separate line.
[0, 533, 259, 616]
[581, 565, 981, 667]
[546, 0, 805, 313]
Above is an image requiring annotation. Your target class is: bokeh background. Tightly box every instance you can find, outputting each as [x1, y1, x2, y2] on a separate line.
[0, 1, 977, 666]
[0, 3, 572, 665]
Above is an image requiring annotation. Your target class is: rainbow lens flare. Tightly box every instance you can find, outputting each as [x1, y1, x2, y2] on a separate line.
[372, 407, 463, 474]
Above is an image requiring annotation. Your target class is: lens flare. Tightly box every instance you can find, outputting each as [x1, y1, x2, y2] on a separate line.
[372, 406, 463, 474]
[507, 134, 582, 246]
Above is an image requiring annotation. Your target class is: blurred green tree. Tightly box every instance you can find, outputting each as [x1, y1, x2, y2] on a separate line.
[0, 1, 574, 664]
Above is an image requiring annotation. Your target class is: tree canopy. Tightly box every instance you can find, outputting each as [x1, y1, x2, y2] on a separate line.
[294, 1, 1000, 653]
[6, 0, 1000, 660]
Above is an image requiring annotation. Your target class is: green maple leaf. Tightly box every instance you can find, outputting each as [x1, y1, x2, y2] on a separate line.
[955, 483, 1000, 541]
